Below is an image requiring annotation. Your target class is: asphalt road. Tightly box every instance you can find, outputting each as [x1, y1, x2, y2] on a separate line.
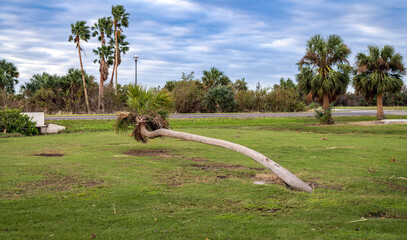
[45, 110, 407, 120]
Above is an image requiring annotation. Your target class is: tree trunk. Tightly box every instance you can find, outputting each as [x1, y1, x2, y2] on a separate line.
[113, 23, 118, 95]
[140, 126, 313, 193]
[98, 34, 105, 113]
[77, 41, 91, 114]
[322, 93, 329, 115]
[98, 69, 104, 113]
[377, 93, 385, 120]
[322, 93, 333, 124]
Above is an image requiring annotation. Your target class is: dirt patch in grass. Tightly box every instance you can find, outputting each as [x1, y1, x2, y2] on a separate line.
[374, 179, 407, 193]
[125, 149, 210, 163]
[7, 173, 104, 199]
[125, 149, 179, 158]
[154, 169, 217, 186]
[188, 157, 209, 163]
[306, 178, 343, 190]
[253, 173, 285, 185]
[364, 210, 407, 219]
[154, 162, 265, 187]
[33, 153, 64, 157]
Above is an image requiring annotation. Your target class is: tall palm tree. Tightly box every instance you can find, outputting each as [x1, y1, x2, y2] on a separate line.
[202, 67, 231, 90]
[109, 34, 129, 86]
[111, 5, 130, 94]
[353, 46, 405, 120]
[0, 59, 19, 94]
[115, 85, 312, 193]
[69, 21, 91, 114]
[297, 34, 351, 124]
[93, 46, 114, 112]
[92, 17, 113, 112]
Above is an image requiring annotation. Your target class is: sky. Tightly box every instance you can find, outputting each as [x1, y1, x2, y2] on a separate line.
[1, 0, 407, 91]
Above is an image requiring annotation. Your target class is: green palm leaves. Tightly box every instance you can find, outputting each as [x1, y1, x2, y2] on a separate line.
[111, 5, 130, 93]
[354, 45, 405, 98]
[0, 59, 19, 94]
[297, 34, 351, 102]
[69, 20, 91, 114]
[68, 21, 91, 49]
[115, 85, 173, 143]
[353, 45, 405, 120]
[91, 17, 113, 45]
[126, 85, 173, 116]
[202, 67, 231, 90]
[297, 34, 351, 123]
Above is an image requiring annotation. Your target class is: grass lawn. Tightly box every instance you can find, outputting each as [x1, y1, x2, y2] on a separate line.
[0, 116, 406, 239]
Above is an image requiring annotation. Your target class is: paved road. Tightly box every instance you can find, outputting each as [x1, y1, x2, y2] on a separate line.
[45, 110, 407, 120]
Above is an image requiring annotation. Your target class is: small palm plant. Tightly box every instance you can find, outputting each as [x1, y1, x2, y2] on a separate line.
[115, 85, 313, 193]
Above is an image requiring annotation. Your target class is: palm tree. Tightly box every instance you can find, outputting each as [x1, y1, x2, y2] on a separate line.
[69, 21, 91, 114]
[92, 17, 113, 112]
[0, 59, 19, 94]
[93, 46, 114, 112]
[111, 5, 130, 94]
[115, 85, 313, 193]
[297, 34, 351, 124]
[353, 46, 405, 120]
[109, 34, 129, 86]
[202, 67, 231, 90]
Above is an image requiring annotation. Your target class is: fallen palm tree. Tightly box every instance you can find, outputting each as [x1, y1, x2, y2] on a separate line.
[115, 85, 313, 193]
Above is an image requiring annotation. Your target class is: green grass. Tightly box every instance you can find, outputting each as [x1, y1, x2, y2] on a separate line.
[1, 117, 406, 239]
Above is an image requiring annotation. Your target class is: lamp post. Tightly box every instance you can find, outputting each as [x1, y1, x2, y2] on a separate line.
[134, 54, 138, 85]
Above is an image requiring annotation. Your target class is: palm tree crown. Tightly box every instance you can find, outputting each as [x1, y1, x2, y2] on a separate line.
[353, 45, 405, 120]
[112, 5, 129, 29]
[202, 67, 231, 90]
[91, 17, 113, 45]
[297, 34, 351, 102]
[0, 59, 19, 94]
[68, 21, 91, 48]
[353, 45, 405, 100]
[115, 85, 173, 143]
[111, 5, 130, 93]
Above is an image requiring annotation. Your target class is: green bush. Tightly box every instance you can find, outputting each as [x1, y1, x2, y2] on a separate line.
[170, 80, 204, 113]
[0, 108, 38, 136]
[315, 105, 334, 124]
[202, 86, 235, 113]
[265, 88, 306, 112]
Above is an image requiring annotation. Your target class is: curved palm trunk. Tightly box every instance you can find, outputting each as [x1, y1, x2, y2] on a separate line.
[140, 125, 313, 193]
[77, 41, 91, 114]
[377, 93, 385, 120]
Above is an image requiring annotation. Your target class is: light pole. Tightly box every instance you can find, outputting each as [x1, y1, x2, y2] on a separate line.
[134, 54, 138, 85]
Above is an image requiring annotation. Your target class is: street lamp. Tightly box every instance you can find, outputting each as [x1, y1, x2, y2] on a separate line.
[134, 54, 138, 85]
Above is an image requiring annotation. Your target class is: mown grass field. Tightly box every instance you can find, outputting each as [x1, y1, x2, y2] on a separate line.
[0, 116, 406, 239]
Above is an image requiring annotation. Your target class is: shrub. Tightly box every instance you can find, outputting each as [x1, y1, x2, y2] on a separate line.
[202, 86, 235, 113]
[314, 105, 334, 124]
[265, 88, 306, 112]
[234, 90, 256, 112]
[171, 80, 205, 113]
[0, 108, 38, 136]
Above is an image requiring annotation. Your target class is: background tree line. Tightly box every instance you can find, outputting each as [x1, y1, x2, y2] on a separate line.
[1, 33, 406, 116]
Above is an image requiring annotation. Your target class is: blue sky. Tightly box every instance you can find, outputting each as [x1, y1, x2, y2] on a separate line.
[1, 0, 406, 90]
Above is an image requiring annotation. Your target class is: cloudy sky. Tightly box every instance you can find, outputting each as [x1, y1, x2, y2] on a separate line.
[1, 0, 406, 90]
